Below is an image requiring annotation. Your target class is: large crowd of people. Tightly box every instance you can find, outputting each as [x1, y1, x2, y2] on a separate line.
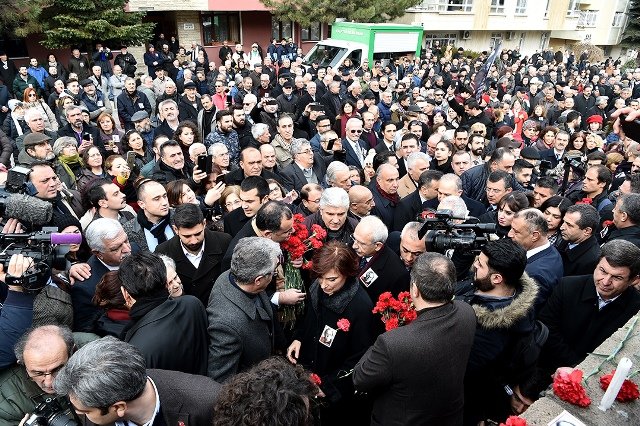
[1, 35, 640, 425]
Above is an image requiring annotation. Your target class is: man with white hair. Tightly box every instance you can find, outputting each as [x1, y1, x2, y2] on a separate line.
[342, 117, 368, 168]
[71, 218, 132, 332]
[352, 215, 409, 304]
[281, 139, 328, 193]
[399, 221, 427, 270]
[325, 161, 353, 191]
[398, 152, 430, 198]
[437, 195, 469, 220]
[304, 187, 357, 244]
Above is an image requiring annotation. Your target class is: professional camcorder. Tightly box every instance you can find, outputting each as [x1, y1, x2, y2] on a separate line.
[0, 228, 81, 292]
[24, 395, 79, 426]
[417, 210, 496, 253]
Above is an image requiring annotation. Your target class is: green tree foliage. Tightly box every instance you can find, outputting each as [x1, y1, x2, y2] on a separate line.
[260, 0, 422, 28]
[6, 0, 154, 49]
[621, 0, 640, 47]
[0, 0, 46, 37]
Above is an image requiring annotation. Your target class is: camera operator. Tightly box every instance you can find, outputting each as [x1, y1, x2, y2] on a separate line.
[0, 325, 79, 425]
[0, 254, 43, 368]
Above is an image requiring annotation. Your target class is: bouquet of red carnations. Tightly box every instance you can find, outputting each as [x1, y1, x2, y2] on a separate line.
[372, 291, 417, 331]
[278, 214, 327, 326]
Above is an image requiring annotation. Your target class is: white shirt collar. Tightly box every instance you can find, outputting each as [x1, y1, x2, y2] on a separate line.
[526, 241, 551, 258]
[116, 377, 160, 426]
[182, 240, 205, 268]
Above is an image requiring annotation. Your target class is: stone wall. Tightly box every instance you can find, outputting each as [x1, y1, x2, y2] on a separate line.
[522, 314, 640, 425]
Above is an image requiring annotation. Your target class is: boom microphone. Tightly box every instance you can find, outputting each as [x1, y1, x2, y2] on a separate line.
[1, 193, 53, 226]
[50, 232, 83, 245]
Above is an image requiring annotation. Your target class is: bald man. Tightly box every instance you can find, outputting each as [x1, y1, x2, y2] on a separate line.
[349, 185, 375, 221]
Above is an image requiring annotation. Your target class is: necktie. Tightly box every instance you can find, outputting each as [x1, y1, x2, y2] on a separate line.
[359, 258, 367, 270]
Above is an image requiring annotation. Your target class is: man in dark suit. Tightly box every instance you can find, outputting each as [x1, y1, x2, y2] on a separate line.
[539, 240, 640, 373]
[223, 175, 270, 237]
[354, 252, 476, 425]
[538, 130, 569, 169]
[342, 117, 369, 168]
[280, 139, 328, 193]
[72, 218, 132, 332]
[602, 193, 640, 247]
[208, 237, 283, 382]
[508, 209, 563, 311]
[352, 216, 410, 304]
[224, 147, 292, 191]
[558, 204, 601, 277]
[374, 121, 397, 154]
[393, 170, 441, 231]
[156, 204, 232, 306]
[54, 337, 220, 426]
[370, 163, 400, 230]
[320, 81, 342, 121]
[437, 173, 486, 219]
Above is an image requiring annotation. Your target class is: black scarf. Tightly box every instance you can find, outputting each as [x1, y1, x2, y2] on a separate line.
[121, 290, 169, 338]
[136, 209, 171, 244]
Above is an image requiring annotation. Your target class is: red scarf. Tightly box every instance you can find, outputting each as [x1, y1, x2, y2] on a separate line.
[376, 182, 399, 204]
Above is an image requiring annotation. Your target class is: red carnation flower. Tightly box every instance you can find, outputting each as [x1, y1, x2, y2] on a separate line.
[600, 370, 640, 402]
[337, 318, 350, 332]
[385, 315, 399, 331]
[499, 416, 527, 426]
[575, 197, 593, 205]
[552, 368, 591, 407]
[310, 373, 322, 386]
[602, 220, 614, 228]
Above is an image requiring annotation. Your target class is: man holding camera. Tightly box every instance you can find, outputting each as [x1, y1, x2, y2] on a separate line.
[0, 325, 84, 425]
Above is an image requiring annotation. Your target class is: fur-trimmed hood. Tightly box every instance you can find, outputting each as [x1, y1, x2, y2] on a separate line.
[472, 273, 538, 330]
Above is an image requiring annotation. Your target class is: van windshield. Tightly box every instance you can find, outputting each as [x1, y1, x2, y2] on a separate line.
[304, 44, 347, 68]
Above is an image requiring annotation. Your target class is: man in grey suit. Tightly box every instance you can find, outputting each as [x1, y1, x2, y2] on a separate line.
[54, 336, 220, 425]
[207, 237, 283, 382]
[353, 252, 476, 426]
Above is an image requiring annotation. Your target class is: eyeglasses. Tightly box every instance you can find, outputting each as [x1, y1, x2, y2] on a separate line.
[349, 129, 363, 134]
[298, 149, 313, 155]
[349, 234, 374, 247]
[225, 199, 242, 208]
[28, 363, 65, 379]
[28, 93, 37, 97]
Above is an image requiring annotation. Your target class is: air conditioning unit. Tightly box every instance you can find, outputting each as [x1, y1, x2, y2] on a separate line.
[505, 31, 516, 41]
[461, 30, 471, 40]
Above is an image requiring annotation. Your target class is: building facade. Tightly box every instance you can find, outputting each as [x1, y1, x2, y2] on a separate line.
[396, 0, 632, 58]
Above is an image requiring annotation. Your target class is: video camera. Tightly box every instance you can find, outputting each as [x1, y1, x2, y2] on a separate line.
[0, 228, 81, 293]
[417, 210, 496, 253]
[25, 395, 79, 426]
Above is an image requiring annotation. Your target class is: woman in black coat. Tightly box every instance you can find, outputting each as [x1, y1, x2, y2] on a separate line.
[287, 241, 375, 425]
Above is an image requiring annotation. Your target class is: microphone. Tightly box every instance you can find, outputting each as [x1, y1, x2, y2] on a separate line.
[50, 232, 83, 245]
[1, 193, 53, 226]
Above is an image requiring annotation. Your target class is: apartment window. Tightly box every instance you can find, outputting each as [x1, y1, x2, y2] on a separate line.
[201, 12, 240, 45]
[301, 23, 322, 42]
[578, 10, 598, 27]
[272, 18, 293, 41]
[539, 32, 549, 50]
[445, 0, 473, 12]
[489, 32, 503, 49]
[409, 0, 473, 12]
[424, 33, 458, 47]
[515, 0, 527, 14]
[613, 12, 625, 27]
[490, 0, 505, 14]
[567, 0, 579, 16]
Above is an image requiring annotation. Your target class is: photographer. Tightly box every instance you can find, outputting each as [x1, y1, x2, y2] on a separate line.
[0, 325, 79, 426]
[0, 254, 42, 368]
